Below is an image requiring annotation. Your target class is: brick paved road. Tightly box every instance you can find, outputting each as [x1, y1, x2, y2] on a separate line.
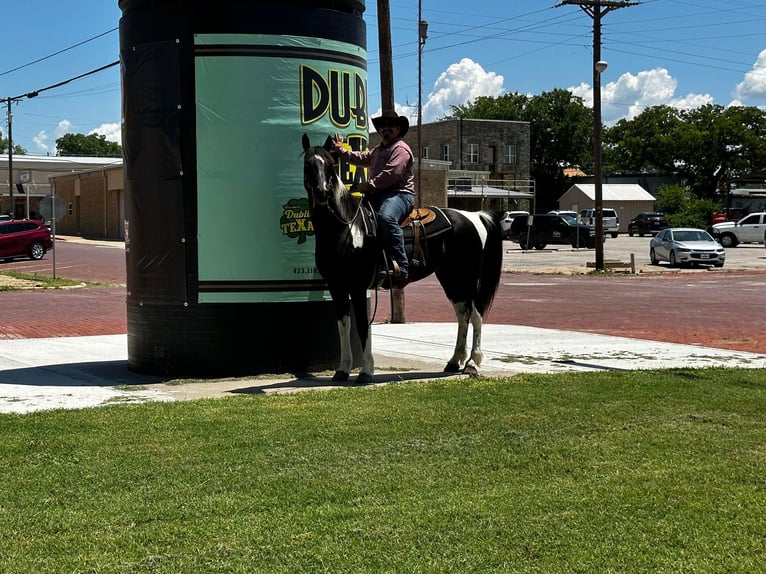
[2, 237, 765, 355]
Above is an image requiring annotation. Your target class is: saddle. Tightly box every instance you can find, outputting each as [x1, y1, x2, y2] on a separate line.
[362, 202, 452, 287]
[400, 206, 452, 273]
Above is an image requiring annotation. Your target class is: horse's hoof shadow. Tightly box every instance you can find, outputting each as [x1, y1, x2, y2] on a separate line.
[444, 361, 461, 373]
[332, 370, 350, 382]
[354, 372, 374, 386]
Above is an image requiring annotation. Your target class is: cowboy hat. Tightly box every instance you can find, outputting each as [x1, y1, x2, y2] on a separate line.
[371, 110, 409, 137]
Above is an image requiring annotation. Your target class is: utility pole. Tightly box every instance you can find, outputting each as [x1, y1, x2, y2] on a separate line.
[3, 90, 39, 217]
[6, 98, 12, 217]
[376, 0, 407, 323]
[377, 0, 394, 112]
[417, 9, 428, 210]
[556, 0, 639, 270]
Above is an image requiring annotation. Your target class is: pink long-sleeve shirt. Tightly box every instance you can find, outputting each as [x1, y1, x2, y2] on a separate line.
[336, 138, 415, 195]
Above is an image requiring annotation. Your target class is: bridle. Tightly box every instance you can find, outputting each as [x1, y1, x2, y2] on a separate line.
[304, 146, 366, 228]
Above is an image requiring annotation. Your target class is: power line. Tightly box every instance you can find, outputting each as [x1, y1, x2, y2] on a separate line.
[0, 28, 118, 78]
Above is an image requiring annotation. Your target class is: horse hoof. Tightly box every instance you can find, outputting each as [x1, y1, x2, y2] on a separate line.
[462, 364, 479, 378]
[444, 361, 461, 373]
[332, 370, 350, 382]
[354, 372, 373, 385]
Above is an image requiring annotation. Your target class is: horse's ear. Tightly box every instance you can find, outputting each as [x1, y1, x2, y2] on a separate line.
[323, 135, 335, 151]
[302, 133, 311, 152]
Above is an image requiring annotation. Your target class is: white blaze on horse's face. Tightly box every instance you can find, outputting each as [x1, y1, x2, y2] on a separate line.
[311, 153, 331, 205]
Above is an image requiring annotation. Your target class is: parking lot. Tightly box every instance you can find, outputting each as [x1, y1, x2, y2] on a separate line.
[502, 233, 766, 274]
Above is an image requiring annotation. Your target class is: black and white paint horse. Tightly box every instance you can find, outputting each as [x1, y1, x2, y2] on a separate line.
[302, 134, 503, 384]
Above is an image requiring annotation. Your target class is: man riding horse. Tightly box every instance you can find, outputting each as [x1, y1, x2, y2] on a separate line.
[331, 110, 414, 288]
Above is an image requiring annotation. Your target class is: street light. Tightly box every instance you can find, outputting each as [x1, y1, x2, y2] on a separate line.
[593, 58, 607, 269]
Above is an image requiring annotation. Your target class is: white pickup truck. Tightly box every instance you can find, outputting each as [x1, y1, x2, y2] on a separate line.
[710, 212, 766, 247]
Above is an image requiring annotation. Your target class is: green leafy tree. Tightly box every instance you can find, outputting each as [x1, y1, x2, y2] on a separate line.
[605, 104, 766, 200]
[0, 130, 27, 154]
[604, 105, 681, 174]
[451, 89, 592, 211]
[655, 183, 717, 228]
[56, 133, 122, 157]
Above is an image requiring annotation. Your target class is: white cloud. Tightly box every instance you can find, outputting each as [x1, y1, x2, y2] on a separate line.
[55, 120, 72, 140]
[370, 59, 502, 131]
[421, 58, 504, 122]
[735, 49, 766, 101]
[89, 122, 121, 143]
[569, 68, 713, 124]
[33, 131, 49, 153]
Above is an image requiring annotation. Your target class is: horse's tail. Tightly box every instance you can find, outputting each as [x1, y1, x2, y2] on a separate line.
[476, 210, 503, 317]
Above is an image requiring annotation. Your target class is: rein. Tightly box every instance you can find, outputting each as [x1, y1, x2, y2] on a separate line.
[324, 188, 367, 228]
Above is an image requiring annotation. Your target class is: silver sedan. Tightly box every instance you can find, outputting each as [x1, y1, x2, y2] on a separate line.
[650, 228, 725, 267]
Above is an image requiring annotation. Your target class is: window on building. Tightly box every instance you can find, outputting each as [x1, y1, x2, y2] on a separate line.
[467, 143, 479, 163]
[505, 144, 517, 165]
[422, 146, 429, 159]
[67, 203, 73, 216]
[442, 144, 450, 163]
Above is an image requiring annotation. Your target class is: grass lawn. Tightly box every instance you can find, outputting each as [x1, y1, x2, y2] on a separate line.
[0, 368, 763, 573]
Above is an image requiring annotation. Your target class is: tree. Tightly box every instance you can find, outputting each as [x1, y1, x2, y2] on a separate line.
[655, 183, 717, 228]
[56, 133, 122, 157]
[0, 130, 27, 155]
[605, 104, 766, 200]
[604, 105, 681, 174]
[451, 89, 592, 211]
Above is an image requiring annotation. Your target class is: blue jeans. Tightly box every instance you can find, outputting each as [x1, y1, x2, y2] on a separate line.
[370, 191, 414, 273]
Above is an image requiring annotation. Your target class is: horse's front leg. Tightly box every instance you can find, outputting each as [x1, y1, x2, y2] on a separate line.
[445, 301, 470, 373]
[331, 289, 353, 382]
[351, 288, 374, 385]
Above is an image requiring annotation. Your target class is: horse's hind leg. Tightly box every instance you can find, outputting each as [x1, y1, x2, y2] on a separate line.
[445, 301, 470, 372]
[445, 301, 484, 376]
[463, 307, 485, 377]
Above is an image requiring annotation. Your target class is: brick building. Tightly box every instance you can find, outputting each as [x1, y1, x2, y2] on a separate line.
[371, 117, 533, 213]
[49, 164, 125, 240]
[0, 155, 121, 223]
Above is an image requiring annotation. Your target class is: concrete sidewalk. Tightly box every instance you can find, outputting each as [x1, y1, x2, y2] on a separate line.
[1, 323, 763, 414]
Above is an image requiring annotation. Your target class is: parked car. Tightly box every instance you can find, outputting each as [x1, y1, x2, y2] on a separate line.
[547, 210, 578, 219]
[580, 208, 619, 237]
[500, 210, 529, 239]
[627, 212, 669, 236]
[711, 208, 745, 224]
[649, 227, 725, 267]
[509, 213, 597, 249]
[710, 212, 766, 247]
[0, 219, 54, 261]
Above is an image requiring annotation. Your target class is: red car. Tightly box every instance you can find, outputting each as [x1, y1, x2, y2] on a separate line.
[0, 219, 54, 261]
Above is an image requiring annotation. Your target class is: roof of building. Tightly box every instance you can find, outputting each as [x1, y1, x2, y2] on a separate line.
[562, 183, 654, 201]
[448, 185, 534, 199]
[0, 154, 122, 167]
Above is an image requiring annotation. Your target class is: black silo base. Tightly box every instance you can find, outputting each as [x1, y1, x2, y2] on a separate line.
[127, 300, 341, 377]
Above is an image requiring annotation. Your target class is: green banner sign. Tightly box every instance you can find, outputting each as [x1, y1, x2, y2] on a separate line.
[194, 34, 367, 303]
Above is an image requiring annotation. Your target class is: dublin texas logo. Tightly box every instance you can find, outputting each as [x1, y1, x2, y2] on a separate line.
[280, 198, 313, 244]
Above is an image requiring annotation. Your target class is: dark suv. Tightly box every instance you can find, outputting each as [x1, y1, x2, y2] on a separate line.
[628, 212, 668, 236]
[0, 219, 53, 261]
[509, 213, 596, 249]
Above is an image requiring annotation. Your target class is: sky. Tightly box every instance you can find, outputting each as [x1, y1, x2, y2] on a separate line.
[1, 0, 766, 156]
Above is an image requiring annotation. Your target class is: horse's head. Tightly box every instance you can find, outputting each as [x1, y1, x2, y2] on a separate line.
[302, 134, 343, 209]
